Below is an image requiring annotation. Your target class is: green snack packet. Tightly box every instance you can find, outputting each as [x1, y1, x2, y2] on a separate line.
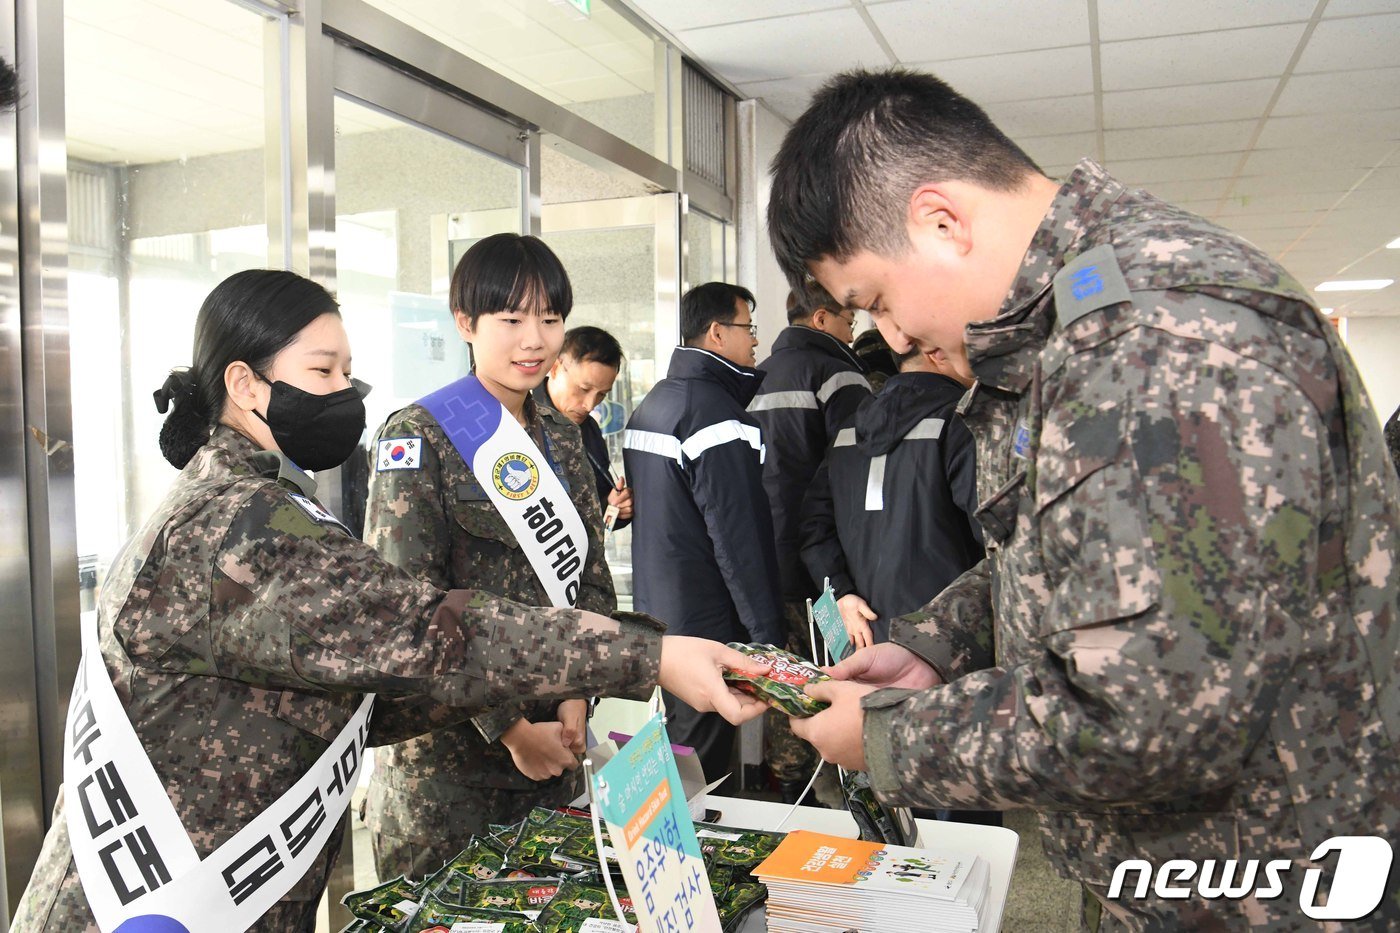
[337, 920, 387, 933]
[505, 822, 578, 876]
[452, 877, 563, 919]
[722, 643, 830, 717]
[402, 894, 534, 933]
[717, 881, 767, 931]
[533, 878, 637, 932]
[442, 838, 507, 882]
[341, 876, 421, 930]
[694, 822, 786, 870]
[842, 769, 913, 846]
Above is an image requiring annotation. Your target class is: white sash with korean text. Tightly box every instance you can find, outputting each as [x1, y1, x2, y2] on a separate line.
[65, 607, 373, 933]
[420, 374, 588, 608]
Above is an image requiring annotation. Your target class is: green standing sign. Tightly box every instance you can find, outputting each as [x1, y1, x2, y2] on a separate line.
[809, 580, 851, 662]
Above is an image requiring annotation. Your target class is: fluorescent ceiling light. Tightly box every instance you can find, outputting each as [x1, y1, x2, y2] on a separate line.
[1321, 307, 1335, 315]
[1316, 279, 1393, 292]
[1387, 237, 1400, 249]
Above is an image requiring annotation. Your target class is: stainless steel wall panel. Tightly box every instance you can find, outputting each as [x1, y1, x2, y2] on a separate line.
[16, 0, 79, 832]
[0, 1, 47, 921]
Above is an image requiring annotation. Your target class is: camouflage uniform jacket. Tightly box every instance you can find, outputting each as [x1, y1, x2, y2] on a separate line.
[12, 426, 658, 932]
[363, 397, 614, 839]
[864, 160, 1400, 928]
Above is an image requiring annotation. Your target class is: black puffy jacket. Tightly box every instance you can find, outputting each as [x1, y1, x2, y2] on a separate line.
[800, 371, 983, 642]
[750, 326, 871, 601]
[622, 348, 784, 643]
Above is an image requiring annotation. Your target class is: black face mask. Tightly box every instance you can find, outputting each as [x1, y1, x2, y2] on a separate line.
[254, 375, 369, 472]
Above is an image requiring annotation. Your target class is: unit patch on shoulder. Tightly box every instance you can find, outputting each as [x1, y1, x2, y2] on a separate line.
[288, 493, 347, 531]
[1053, 242, 1132, 331]
[376, 436, 422, 472]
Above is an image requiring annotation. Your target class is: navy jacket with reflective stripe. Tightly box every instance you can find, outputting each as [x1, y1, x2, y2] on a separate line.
[800, 371, 983, 642]
[622, 347, 784, 644]
[750, 326, 871, 601]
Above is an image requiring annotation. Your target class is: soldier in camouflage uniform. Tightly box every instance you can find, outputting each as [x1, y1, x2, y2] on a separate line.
[12, 270, 764, 932]
[774, 71, 1400, 929]
[364, 234, 613, 880]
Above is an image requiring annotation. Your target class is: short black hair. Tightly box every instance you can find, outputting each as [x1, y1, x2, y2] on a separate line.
[450, 232, 572, 325]
[681, 282, 754, 345]
[561, 325, 624, 370]
[786, 283, 842, 324]
[767, 68, 1041, 288]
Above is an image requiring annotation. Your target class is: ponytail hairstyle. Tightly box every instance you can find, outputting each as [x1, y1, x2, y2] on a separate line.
[153, 269, 340, 468]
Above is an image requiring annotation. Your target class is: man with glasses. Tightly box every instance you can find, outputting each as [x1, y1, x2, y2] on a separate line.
[747, 287, 871, 802]
[536, 325, 633, 531]
[623, 282, 784, 791]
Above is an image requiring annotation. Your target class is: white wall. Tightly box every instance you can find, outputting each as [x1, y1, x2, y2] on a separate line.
[1344, 316, 1400, 429]
[737, 100, 793, 360]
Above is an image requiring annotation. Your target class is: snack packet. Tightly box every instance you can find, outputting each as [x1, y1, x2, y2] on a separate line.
[694, 822, 785, 871]
[342, 876, 421, 930]
[450, 877, 563, 920]
[717, 881, 766, 931]
[533, 878, 638, 932]
[505, 821, 579, 876]
[843, 769, 913, 846]
[401, 894, 534, 933]
[722, 643, 830, 717]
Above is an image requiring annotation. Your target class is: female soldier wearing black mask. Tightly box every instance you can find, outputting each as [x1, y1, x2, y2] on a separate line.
[11, 269, 766, 933]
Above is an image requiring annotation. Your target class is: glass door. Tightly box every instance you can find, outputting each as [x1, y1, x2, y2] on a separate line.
[330, 46, 530, 533]
[539, 193, 681, 608]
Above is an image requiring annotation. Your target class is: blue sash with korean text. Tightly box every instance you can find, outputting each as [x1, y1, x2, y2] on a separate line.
[420, 374, 587, 607]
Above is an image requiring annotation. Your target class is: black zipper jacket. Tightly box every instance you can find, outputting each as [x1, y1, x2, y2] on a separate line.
[800, 371, 983, 641]
[750, 326, 871, 601]
[622, 347, 784, 643]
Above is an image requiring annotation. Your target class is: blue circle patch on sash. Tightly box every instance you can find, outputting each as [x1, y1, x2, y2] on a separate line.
[115, 916, 191, 933]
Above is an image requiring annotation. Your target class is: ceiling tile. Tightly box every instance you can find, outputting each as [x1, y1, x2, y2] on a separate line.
[676, 8, 889, 84]
[1217, 189, 1358, 215]
[1129, 178, 1233, 204]
[1102, 79, 1276, 129]
[983, 95, 1097, 138]
[1324, 0, 1400, 15]
[1099, 23, 1304, 91]
[627, 0, 844, 32]
[910, 46, 1094, 103]
[1018, 131, 1099, 168]
[866, 0, 1090, 62]
[1231, 169, 1375, 198]
[1103, 120, 1256, 161]
[1256, 109, 1400, 149]
[1273, 67, 1400, 115]
[1244, 141, 1399, 175]
[1107, 152, 1245, 185]
[1097, 0, 1316, 41]
[1294, 13, 1400, 73]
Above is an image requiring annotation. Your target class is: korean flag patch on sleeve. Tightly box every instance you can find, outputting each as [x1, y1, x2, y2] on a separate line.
[377, 436, 422, 472]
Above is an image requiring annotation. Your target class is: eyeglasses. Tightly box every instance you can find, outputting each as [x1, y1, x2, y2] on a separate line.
[718, 322, 758, 339]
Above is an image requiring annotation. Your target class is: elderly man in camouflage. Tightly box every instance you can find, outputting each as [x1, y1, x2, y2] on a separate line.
[775, 70, 1400, 929]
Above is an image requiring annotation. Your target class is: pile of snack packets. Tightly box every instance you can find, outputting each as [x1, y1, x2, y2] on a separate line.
[338, 805, 781, 932]
[341, 645, 913, 933]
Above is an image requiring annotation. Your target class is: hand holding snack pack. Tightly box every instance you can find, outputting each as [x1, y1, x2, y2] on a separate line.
[721, 643, 832, 717]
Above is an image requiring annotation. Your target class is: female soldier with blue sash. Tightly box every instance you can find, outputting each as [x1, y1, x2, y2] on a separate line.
[363, 234, 623, 879]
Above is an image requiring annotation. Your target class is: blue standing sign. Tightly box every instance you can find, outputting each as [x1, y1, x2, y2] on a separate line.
[593, 714, 721, 933]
